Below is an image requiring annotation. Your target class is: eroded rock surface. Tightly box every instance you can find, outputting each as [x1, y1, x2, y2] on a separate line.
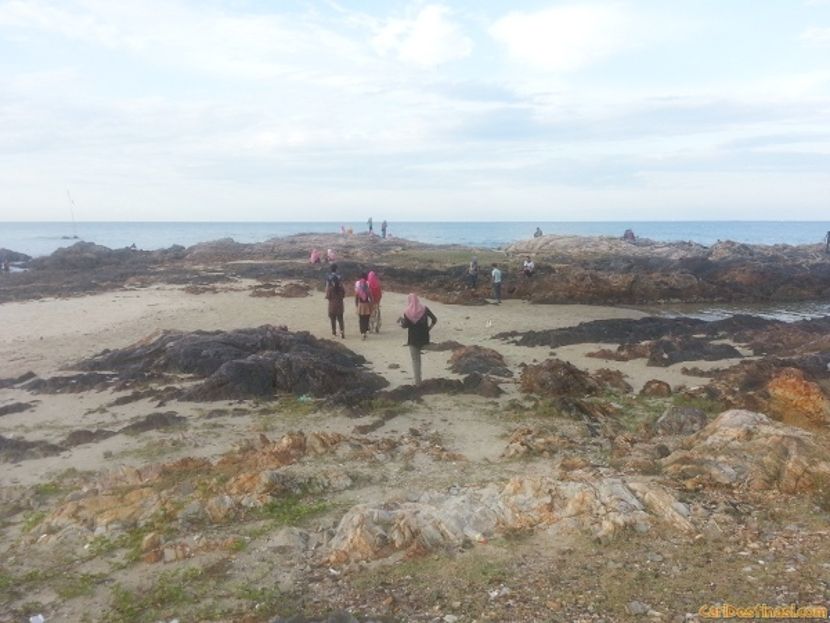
[662, 410, 830, 493]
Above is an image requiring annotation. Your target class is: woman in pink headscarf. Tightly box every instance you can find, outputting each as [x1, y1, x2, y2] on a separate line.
[309, 248, 321, 264]
[367, 271, 382, 333]
[398, 293, 437, 386]
[354, 272, 373, 340]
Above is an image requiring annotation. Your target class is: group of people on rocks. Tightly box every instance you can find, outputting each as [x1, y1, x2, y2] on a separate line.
[466, 256, 535, 304]
[309, 248, 337, 264]
[367, 217, 389, 238]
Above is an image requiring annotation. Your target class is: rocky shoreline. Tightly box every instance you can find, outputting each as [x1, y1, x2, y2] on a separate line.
[3, 232, 830, 305]
[1, 232, 830, 622]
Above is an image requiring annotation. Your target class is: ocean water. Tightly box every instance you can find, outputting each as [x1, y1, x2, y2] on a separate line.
[3, 221, 830, 258]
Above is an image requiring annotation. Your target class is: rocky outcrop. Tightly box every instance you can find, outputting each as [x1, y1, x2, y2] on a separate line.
[0, 248, 31, 263]
[62, 325, 388, 403]
[661, 410, 830, 493]
[639, 380, 672, 398]
[520, 359, 601, 397]
[326, 473, 694, 563]
[653, 407, 708, 436]
[448, 345, 512, 378]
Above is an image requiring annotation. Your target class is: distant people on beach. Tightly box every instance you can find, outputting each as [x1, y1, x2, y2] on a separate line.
[825, 231, 830, 254]
[381, 220, 388, 239]
[491, 263, 502, 303]
[622, 229, 636, 242]
[367, 217, 373, 234]
[398, 293, 437, 386]
[467, 256, 479, 288]
[340, 225, 346, 235]
[309, 248, 321, 264]
[354, 272, 373, 340]
[367, 270, 383, 333]
[325, 264, 346, 339]
[326, 248, 336, 263]
[522, 257, 535, 278]
[534, 227, 543, 238]
[347, 227, 354, 235]
[1, 258, 9, 273]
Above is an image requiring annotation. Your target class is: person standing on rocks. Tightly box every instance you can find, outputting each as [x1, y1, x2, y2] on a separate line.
[354, 272, 373, 340]
[398, 293, 437, 386]
[381, 220, 388, 238]
[367, 217, 373, 235]
[467, 256, 479, 289]
[325, 264, 346, 339]
[825, 231, 830, 254]
[491, 263, 502, 303]
[522, 256, 535, 278]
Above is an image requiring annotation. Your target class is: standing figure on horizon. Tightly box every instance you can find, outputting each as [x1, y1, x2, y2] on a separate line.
[340, 225, 346, 236]
[825, 231, 830, 254]
[467, 256, 479, 289]
[534, 227, 543, 238]
[367, 270, 383, 333]
[398, 293, 437, 386]
[381, 220, 388, 239]
[325, 264, 346, 339]
[491, 263, 502, 303]
[354, 272, 373, 340]
[367, 217, 373, 235]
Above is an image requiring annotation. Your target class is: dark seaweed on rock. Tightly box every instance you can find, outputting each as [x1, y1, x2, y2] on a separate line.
[72, 325, 388, 403]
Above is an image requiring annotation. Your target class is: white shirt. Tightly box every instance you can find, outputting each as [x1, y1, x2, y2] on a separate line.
[491, 267, 502, 283]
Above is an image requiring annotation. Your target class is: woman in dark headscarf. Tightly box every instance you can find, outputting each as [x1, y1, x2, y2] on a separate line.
[325, 264, 345, 338]
[398, 293, 437, 386]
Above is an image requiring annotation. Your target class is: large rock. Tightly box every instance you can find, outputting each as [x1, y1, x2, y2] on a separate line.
[520, 359, 600, 397]
[448, 345, 512, 378]
[0, 248, 31, 263]
[63, 325, 388, 403]
[653, 406, 707, 436]
[661, 409, 830, 492]
[326, 473, 694, 563]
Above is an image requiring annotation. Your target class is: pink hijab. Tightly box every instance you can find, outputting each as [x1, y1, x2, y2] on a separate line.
[367, 271, 382, 302]
[309, 248, 321, 263]
[403, 293, 426, 323]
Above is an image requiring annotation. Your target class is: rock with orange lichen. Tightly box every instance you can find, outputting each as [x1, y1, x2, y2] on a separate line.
[502, 427, 575, 458]
[661, 409, 830, 493]
[765, 367, 830, 428]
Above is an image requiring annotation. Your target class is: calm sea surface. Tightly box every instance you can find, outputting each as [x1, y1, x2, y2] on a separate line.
[3, 221, 830, 258]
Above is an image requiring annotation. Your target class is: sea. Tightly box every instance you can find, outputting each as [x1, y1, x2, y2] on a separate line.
[3, 220, 830, 258]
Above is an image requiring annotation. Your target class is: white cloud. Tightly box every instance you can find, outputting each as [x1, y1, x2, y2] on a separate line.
[801, 26, 830, 46]
[490, 3, 631, 72]
[372, 5, 472, 67]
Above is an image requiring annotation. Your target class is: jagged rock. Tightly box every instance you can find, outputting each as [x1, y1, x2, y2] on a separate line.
[502, 427, 574, 458]
[0, 435, 64, 462]
[653, 407, 708, 436]
[0, 248, 31, 263]
[661, 410, 830, 492]
[0, 402, 36, 417]
[520, 359, 600, 397]
[448, 346, 512, 378]
[639, 380, 672, 398]
[53, 325, 389, 403]
[119, 412, 186, 434]
[765, 367, 830, 428]
[267, 527, 310, 554]
[63, 429, 117, 447]
[591, 368, 633, 392]
[0, 371, 37, 389]
[326, 473, 694, 563]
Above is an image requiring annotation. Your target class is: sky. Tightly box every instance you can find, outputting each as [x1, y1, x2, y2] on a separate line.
[1, 0, 829, 222]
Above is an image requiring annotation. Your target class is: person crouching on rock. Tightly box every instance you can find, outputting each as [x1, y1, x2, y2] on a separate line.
[398, 293, 437, 386]
[309, 248, 321, 264]
[325, 264, 346, 339]
[354, 272, 373, 340]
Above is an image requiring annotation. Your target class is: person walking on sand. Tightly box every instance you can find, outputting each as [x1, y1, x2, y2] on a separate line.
[325, 264, 346, 339]
[381, 220, 388, 239]
[467, 256, 479, 289]
[367, 270, 383, 333]
[491, 263, 502, 303]
[398, 293, 437, 386]
[354, 272, 373, 340]
[367, 217, 373, 234]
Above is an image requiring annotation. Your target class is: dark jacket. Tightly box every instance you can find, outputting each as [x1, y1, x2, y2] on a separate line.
[325, 275, 345, 316]
[401, 308, 437, 348]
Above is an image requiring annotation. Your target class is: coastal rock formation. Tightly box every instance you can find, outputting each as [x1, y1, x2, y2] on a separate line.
[0, 248, 31, 263]
[653, 406, 708, 436]
[326, 473, 694, 563]
[661, 410, 830, 492]
[70, 325, 388, 403]
[448, 345, 512, 378]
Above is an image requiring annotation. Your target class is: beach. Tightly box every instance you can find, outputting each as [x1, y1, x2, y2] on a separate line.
[1, 233, 830, 621]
